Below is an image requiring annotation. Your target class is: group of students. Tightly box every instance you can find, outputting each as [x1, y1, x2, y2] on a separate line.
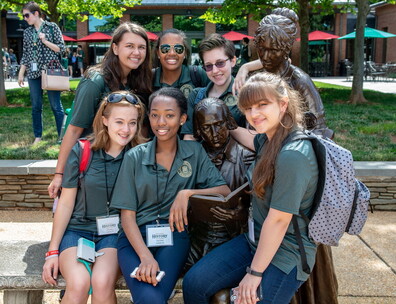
[37, 5, 334, 304]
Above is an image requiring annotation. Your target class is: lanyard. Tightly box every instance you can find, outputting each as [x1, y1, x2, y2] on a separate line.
[103, 149, 125, 215]
[32, 23, 44, 62]
[155, 156, 175, 224]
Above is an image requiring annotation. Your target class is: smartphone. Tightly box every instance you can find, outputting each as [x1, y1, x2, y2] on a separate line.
[130, 267, 165, 282]
[230, 285, 263, 303]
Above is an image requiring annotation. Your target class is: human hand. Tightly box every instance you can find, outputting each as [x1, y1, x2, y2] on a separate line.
[135, 256, 160, 286]
[169, 189, 191, 232]
[235, 274, 262, 304]
[233, 65, 249, 96]
[39, 32, 46, 43]
[48, 174, 63, 198]
[18, 74, 24, 87]
[42, 256, 59, 286]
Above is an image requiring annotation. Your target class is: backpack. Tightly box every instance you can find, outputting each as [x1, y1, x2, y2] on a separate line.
[189, 65, 203, 88]
[286, 130, 371, 274]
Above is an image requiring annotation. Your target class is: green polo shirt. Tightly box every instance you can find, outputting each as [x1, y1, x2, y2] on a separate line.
[246, 132, 318, 281]
[110, 137, 227, 227]
[62, 143, 124, 233]
[181, 78, 246, 135]
[153, 65, 209, 98]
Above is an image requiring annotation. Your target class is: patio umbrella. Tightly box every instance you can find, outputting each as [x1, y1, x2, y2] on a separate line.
[338, 27, 396, 39]
[222, 31, 253, 41]
[62, 34, 77, 42]
[296, 30, 340, 41]
[78, 32, 112, 64]
[146, 31, 158, 41]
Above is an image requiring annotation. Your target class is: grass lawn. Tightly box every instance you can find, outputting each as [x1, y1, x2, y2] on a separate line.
[0, 80, 395, 161]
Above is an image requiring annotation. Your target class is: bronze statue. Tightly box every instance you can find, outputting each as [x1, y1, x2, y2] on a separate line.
[254, 7, 334, 139]
[254, 8, 338, 304]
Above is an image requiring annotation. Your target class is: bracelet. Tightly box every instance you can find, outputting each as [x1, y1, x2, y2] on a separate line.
[54, 172, 63, 175]
[46, 250, 59, 257]
[45, 254, 58, 260]
[246, 266, 263, 277]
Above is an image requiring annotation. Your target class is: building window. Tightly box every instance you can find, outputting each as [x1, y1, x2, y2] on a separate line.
[130, 15, 162, 32]
[89, 15, 119, 33]
[174, 15, 204, 32]
[216, 16, 247, 32]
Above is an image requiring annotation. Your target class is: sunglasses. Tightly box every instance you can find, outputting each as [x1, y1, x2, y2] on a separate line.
[23, 12, 33, 19]
[107, 93, 139, 105]
[203, 58, 230, 72]
[159, 44, 185, 55]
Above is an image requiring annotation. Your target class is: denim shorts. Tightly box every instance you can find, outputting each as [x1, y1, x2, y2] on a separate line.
[59, 229, 118, 253]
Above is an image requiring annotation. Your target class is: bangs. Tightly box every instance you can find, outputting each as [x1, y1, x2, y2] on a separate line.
[238, 81, 279, 111]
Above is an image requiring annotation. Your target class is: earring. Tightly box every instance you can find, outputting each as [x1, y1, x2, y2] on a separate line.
[279, 112, 294, 129]
[180, 123, 184, 126]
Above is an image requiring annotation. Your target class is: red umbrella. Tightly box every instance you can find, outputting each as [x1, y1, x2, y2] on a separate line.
[78, 32, 112, 42]
[222, 31, 254, 41]
[296, 30, 340, 41]
[62, 34, 77, 42]
[146, 31, 158, 41]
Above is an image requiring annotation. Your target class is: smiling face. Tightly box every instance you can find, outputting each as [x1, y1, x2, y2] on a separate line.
[103, 105, 139, 150]
[202, 47, 236, 88]
[157, 33, 185, 72]
[149, 95, 187, 143]
[243, 94, 288, 140]
[112, 32, 147, 77]
[255, 39, 286, 73]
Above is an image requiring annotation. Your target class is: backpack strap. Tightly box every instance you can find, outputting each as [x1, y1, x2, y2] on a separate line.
[292, 216, 311, 274]
[189, 65, 203, 88]
[77, 139, 93, 222]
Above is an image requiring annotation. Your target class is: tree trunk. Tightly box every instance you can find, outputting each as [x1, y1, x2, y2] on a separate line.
[298, 0, 310, 73]
[0, 11, 9, 106]
[350, 0, 370, 104]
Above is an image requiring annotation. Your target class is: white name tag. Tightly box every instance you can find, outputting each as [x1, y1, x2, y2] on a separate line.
[31, 62, 38, 72]
[96, 215, 119, 235]
[248, 217, 255, 243]
[146, 224, 173, 247]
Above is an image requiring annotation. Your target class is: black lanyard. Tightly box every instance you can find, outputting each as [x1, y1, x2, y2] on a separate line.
[155, 156, 175, 223]
[103, 149, 125, 215]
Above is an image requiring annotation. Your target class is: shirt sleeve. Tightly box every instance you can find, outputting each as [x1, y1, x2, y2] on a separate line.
[181, 89, 199, 135]
[61, 143, 81, 188]
[270, 149, 313, 214]
[20, 30, 29, 66]
[110, 151, 139, 211]
[50, 23, 65, 54]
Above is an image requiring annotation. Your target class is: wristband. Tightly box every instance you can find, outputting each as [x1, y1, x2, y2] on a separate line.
[246, 266, 263, 277]
[45, 254, 58, 260]
[46, 250, 59, 257]
[54, 172, 63, 175]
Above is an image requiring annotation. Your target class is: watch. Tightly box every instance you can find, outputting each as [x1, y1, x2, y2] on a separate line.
[246, 266, 263, 277]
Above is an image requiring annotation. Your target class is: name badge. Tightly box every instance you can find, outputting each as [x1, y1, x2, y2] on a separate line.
[248, 217, 255, 243]
[96, 215, 119, 235]
[146, 224, 173, 247]
[31, 62, 38, 72]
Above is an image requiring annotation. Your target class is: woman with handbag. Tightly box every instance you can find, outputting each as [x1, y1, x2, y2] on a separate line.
[42, 91, 147, 304]
[48, 21, 152, 199]
[18, 1, 65, 145]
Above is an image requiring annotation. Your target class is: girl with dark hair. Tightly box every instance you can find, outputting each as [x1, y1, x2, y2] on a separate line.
[42, 91, 146, 304]
[152, 28, 209, 98]
[183, 72, 319, 304]
[18, 1, 65, 145]
[48, 21, 152, 199]
[111, 87, 230, 304]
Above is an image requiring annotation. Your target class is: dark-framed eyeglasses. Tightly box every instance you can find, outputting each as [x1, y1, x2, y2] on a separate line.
[203, 58, 230, 72]
[159, 44, 185, 55]
[107, 93, 139, 105]
[23, 12, 33, 19]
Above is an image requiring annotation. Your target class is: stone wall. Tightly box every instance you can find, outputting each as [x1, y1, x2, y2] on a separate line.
[0, 161, 395, 211]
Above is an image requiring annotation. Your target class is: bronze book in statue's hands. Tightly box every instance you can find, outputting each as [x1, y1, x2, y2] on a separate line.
[189, 182, 250, 223]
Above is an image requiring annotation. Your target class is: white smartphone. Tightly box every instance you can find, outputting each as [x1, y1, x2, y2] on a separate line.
[130, 267, 165, 282]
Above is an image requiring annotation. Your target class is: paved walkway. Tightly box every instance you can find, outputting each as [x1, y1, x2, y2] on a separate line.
[0, 210, 394, 304]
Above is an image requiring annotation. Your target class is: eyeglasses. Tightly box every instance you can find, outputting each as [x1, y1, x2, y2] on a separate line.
[203, 58, 230, 72]
[159, 44, 185, 55]
[23, 12, 32, 19]
[107, 93, 139, 105]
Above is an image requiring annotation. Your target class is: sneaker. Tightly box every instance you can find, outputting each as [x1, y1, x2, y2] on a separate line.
[32, 137, 42, 145]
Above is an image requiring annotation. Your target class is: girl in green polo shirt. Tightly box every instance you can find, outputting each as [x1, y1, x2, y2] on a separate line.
[42, 92, 147, 304]
[183, 72, 319, 304]
[111, 87, 230, 304]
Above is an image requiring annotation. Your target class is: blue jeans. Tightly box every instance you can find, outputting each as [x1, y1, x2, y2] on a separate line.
[117, 223, 190, 304]
[59, 229, 118, 253]
[183, 235, 304, 304]
[28, 77, 64, 138]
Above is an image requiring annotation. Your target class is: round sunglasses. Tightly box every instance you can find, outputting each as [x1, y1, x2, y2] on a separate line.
[107, 93, 139, 105]
[159, 44, 185, 55]
[23, 12, 34, 19]
[203, 58, 230, 72]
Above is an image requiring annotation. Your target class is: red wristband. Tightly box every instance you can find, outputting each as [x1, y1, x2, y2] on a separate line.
[46, 250, 59, 257]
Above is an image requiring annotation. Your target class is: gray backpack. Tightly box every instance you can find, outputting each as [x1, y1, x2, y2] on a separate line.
[288, 130, 371, 274]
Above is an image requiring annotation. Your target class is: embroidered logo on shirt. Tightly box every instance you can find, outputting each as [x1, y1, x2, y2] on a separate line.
[225, 94, 237, 106]
[177, 161, 192, 178]
[180, 84, 194, 98]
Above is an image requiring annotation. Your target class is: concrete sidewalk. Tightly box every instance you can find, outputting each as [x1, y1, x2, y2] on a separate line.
[0, 210, 395, 304]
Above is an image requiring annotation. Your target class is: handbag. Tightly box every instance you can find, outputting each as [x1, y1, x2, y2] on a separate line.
[42, 60, 70, 91]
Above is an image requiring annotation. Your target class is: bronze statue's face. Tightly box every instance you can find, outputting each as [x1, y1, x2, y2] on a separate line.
[197, 105, 229, 149]
[255, 38, 286, 72]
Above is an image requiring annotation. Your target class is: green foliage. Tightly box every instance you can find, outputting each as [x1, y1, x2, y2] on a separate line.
[174, 15, 205, 32]
[130, 15, 162, 32]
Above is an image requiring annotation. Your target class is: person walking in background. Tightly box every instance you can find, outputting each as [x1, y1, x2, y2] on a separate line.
[240, 37, 251, 64]
[42, 91, 147, 304]
[18, 1, 65, 145]
[76, 45, 85, 76]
